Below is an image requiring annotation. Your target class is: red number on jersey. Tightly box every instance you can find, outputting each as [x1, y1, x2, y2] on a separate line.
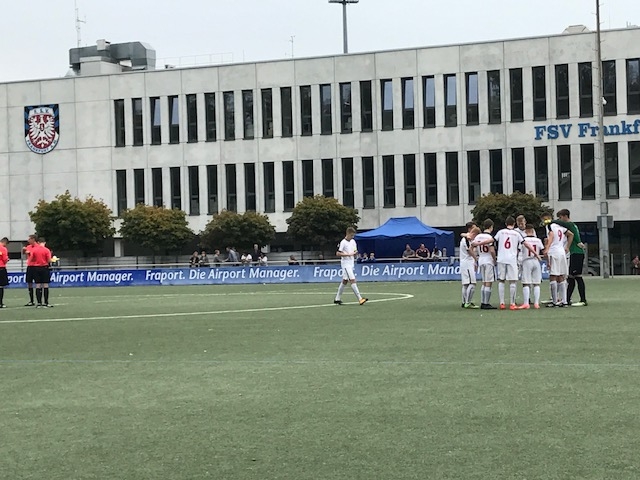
[528, 244, 538, 256]
[481, 245, 490, 253]
[504, 238, 511, 249]
[558, 230, 563, 240]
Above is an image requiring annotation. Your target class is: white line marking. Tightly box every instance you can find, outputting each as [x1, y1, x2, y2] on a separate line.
[0, 293, 413, 325]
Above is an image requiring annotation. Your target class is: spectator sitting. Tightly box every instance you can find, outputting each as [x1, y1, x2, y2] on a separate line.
[368, 252, 377, 263]
[189, 251, 200, 268]
[212, 249, 223, 267]
[199, 251, 210, 267]
[358, 252, 368, 263]
[431, 247, 442, 260]
[288, 255, 300, 266]
[241, 253, 253, 266]
[259, 253, 268, 266]
[415, 244, 430, 260]
[316, 253, 326, 265]
[252, 244, 262, 264]
[632, 255, 639, 275]
[402, 244, 416, 261]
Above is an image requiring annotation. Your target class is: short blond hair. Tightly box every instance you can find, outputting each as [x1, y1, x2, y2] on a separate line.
[346, 227, 356, 235]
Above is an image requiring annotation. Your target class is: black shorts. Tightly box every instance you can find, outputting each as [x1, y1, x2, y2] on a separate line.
[25, 266, 36, 283]
[32, 266, 51, 284]
[0, 268, 8, 287]
[569, 253, 585, 277]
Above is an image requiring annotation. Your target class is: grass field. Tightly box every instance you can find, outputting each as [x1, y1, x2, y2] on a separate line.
[1, 278, 639, 480]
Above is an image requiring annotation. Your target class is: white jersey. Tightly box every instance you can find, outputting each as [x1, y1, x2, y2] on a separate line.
[516, 228, 527, 264]
[459, 237, 475, 264]
[546, 223, 568, 255]
[474, 232, 495, 266]
[494, 228, 524, 264]
[522, 236, 544, 262]
[338, 238, 358, 269]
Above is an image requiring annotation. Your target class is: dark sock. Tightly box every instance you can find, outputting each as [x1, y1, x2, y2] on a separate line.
[35, 288, 42, 304]
[567, 277, 576, 303]
[29, 287, 34, 302]
[44, 288, 49, 304]
[0, 288, 4, 304]
[576, 277, 586, 302]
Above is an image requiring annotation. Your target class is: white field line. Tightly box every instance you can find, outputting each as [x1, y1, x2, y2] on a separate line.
[0, 293, 413, 325]
[89, 291, 356, 304]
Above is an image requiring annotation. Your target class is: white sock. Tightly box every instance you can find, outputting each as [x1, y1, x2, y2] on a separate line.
[466, 284, 475, 304]
[522, 286, 530, 305]
[533, 285, 541, 305]
[462, 285, 468, 304]
[509, 283, 516, 305]
[351, 283, 362, 300]
[484, 286, 492, 304]
[498, 282, 505, 304]
[550, 281, 557, 304]
[335, 282, 346, 301]
[559, 281, 567, 304]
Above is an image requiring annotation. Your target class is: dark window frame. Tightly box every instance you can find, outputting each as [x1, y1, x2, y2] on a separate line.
[555, 64, 570, 119]
[281, 87, 293, 137]
[206, 165, 218, 215]
[602, 60, 617, 116]
[132, 98, 144, 146]
[204, 93, 217, 142]
[342, 158, 354, 208]
[381, 79, 394, 131]
[532, 66, 547, 121]
[489, 149, 503, 194]
[401, 77, 415, 129]
[168, 95, 180, 144]
[302, 160, 314, 198]
[300, 85, 313, 136]
[445, 152, 459, 205]
[322, 159, 334, 198]
[423, 75, 436, 128]
[487, 70, 501, 124]
[261, 88, 273, 139]
[580, 144, 596, 200]
[578, 62, 593, 117]
[244, 163, 256, 211]
[467, 151, 480, 205]
[465, 72, 479, 126]
[320, 84, 332, 135]
[382, 155, 396, 207]
[403, 154, 417, 207]
[223, 91, 235, 141]
[340, 82, 352, 133]
[263, 162, 276, 213]
[133, 168, 145, 205]
[510, 68, 524, 122]
[186, 94, 198, 143]
[170, 166, 181, 210]
[557, 145, 572, 201]
[116, 169, 127, 216]
[425, 153, 438, 206]
[444, 74, 457, 127]
[225, 164, 237, 212]
[242, 90, 254, 140]
[114, 99, 125, 147]
[534, 146, 549, 201]
[152, 167, 163, 207]
[188, 165, 200, 215]
[150, 97, 161, 145]
[626, 59, 640, 115]
[283, 161, 295, 211]
[511, 148, 526, 194]
[362, 156, 374, 209]
[360, 80, 373, 132]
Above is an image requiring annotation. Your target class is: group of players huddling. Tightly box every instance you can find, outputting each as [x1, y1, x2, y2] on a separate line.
[459, 209, 588, 310]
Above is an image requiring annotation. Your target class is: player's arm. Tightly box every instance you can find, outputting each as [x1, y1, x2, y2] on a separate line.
[522, 240, 542, 260]
[470, 237, 493, 247]
[564, 230, 574, 253]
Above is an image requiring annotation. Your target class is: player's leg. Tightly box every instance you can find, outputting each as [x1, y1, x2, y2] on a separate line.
[506, 264, 518, 308]
[334, 278, 347, 304]
[466, 270, 477, 307]
[497, 264, 507, 308]
[349, 279, 367, 305]
[569, 253, 587, 306]
[25, 266, 35, 306]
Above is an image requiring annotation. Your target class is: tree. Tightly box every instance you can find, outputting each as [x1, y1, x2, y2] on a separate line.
[29, 191, 115, 255]
[119, 204, 194, 254]
[471, 192, 553, 228]
[199, 210, 276, 252]
[286, 195, 360, 249]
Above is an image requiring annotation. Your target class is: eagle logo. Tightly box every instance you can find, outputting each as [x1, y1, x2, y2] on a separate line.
[25, 105, 60, 154]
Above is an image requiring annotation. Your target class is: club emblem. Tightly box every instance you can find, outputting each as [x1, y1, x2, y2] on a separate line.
[25, 105, 60, 154]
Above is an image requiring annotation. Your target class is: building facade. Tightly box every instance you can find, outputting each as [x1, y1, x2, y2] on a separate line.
[1, 28, 640, 258]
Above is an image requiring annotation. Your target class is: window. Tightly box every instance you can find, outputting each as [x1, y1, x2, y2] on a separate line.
[627, 59, 640, 114]
[132, 98, 143, 146]
[300, 85, 312, 136]
[281, 87, 293, 137]
[629, 142, 640, 197]
[532, 66, 546, 121]
[244, 163, 256, 211]
[403, 154, 417, 207]
[170, 166, 181, 209]
[467, 151, 480, 204]
[186, 94, 198, 143]
[205, 93, 216, 141]
[555, 64, 570, 119]
[444, 74, 457, 127]
[242, 90, 254, 140]
[602, 60, 617, 116]
[382, 155, 395, 207]
[580, 144, 595, 200]
[423, 76, 436, 128]
[114, 99, 125, 147]
[320, 84, 332, 135]
[225, 164, 237, 212]
[424, 153, 438, 206]
[605, 143, 619, 198]
[152, 167, 163, 206]
[322, 159, 334, 198]
[168, 96, 179, 144]
[150, 97, 161, 145]
[223, 91, 235, 140]
[116, 169, 127, 216]
[557, 145, 572, 201]
[283, 161, 295, 210]
[487, 70, 501, 124]
[264, 163, 275, 212]
[401, 77, 415, 129]
[206, 165, 218, 214]
[188, 166, 200, 215]
[261, 88, 273, 138]
[446, 152, 459, 205]
[134, 168, 145, 205]
[302, 160, 314, 198]
[342, 158, 354, 207]
[340, 83, 352, 133]
[466, 72, 479, 125]
[489, 149, 503, 194]
[360, 80, 373, 132]
[381, 79, 393, 131]
[511, 148, 525, 194]
[534, 147, 548, 201]
[510, 68, 524, 122]
[578, 62, 593, 117]
[362, 156, 374, 208]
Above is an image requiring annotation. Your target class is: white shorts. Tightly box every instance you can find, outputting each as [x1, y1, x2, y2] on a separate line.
[460, 262, 476, 285]
[497, 262, 518, 281]
[342, 266, 356, 281]
[548, 252, 567, 276]
[478, 263, 495, 283]
[521, 260, 542, 284]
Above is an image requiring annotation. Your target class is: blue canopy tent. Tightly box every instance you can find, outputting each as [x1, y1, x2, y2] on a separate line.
[354, 217, 455, 260]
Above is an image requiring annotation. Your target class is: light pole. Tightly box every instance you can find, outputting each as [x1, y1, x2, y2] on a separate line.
[328, 0, 359, 54]
[594, 0, 611, 278]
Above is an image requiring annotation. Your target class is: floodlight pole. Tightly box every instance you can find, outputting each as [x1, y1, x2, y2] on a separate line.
[595, 0, 611, 278]
[329, 0, 359, 54]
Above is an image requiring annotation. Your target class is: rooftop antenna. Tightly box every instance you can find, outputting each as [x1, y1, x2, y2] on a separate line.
[75, 0, 86, 48]
[289, 35, 295, 58]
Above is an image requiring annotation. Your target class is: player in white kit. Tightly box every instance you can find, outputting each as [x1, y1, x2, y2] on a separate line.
[542, 213, 574, 307]
[334, 227, 368, 305]
[517, 224, 545, 309]
[473, 219, 498, 310]
[460, 224, 481, 308]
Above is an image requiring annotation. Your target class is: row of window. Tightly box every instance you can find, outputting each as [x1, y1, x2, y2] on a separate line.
[114, 141, 640, 217]
[113, 58, 640, 146]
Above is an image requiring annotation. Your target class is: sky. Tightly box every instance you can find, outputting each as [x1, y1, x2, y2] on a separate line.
[1, 0, 640, 83]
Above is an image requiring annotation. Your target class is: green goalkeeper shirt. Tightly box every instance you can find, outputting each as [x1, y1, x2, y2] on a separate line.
[553, 219, 583, 254]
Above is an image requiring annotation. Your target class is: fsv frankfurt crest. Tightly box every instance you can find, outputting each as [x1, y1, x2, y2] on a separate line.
[24, 105, 60, 154]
